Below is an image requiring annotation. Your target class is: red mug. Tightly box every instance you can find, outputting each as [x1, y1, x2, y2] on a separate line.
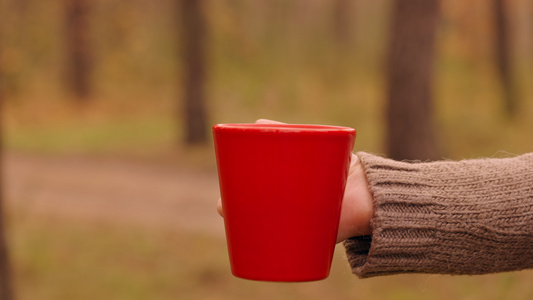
[213, 123, 356, 281]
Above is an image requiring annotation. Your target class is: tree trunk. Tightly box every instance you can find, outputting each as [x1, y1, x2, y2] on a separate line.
[333, 0, 352, 47]
[180, 0, 208, 145]
[0, 150, 14, 300]
[386, 0, 440, 161]
[0, 42, 14, 300]
[65, 0, 92, 101]
[493, 0, 517, 118]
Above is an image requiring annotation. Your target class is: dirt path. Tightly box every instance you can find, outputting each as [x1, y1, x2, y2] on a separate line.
[3, 153, 225, 236]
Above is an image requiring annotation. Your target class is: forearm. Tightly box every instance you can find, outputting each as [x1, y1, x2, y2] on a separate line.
[345, 152, 533, 278]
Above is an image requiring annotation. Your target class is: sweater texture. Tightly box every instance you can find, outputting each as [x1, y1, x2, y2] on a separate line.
[344, 152, 533, 278]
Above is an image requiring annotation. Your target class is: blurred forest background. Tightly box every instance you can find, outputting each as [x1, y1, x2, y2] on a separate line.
[0, 0, 532, 299]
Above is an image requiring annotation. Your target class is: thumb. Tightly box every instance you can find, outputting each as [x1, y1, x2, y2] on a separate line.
[217, 198, 224, 217]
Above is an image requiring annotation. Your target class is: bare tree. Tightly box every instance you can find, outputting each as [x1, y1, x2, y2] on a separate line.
[180, 0, 208, 145]
[386, 0, 441, 161]
[65, 0, 92, 101]
[493, 0, 517, 118]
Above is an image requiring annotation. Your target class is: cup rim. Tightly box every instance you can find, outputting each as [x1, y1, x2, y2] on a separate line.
[212, 123, 355, 134]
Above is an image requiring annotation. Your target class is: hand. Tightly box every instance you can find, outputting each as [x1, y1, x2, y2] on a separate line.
[337, 153, 373, 240]
[216, 119, 374, 243]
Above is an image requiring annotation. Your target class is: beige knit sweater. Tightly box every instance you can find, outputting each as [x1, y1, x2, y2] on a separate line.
[344, 152, 533, 278]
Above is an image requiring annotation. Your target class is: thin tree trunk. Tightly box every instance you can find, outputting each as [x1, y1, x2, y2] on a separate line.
[333, 0, 352, 47]
[0, 39, 14, 300]
[386, 0, 440, 161]
[0, 146, 14, 300]
[65, 0, 92, 101]
[180, 0, 208, 145]
[493, 0, 517, 118]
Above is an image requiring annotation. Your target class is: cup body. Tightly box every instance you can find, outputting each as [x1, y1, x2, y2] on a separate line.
[213, 123, 356, 281]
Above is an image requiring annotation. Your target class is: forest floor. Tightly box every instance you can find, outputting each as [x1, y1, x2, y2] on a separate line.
[4, 152, 533, 300]
[3, 152, 224, 237]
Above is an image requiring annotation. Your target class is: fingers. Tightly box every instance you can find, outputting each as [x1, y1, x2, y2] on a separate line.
[255, 119, 285, 125]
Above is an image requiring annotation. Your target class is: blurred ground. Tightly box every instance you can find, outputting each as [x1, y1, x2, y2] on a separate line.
[4, 152, 223, 237]
[4, 152, 533, 300]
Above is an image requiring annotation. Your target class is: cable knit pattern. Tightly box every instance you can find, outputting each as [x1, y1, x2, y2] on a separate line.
[344, 152, 533, 278]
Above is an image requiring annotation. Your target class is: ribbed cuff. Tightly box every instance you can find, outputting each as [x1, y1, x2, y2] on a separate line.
[344, 152, 533, 278]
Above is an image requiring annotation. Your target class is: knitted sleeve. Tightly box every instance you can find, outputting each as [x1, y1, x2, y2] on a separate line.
[344, 152, 533, 278]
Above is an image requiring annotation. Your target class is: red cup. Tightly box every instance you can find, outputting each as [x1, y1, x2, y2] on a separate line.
[213, 123, 356, 282]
